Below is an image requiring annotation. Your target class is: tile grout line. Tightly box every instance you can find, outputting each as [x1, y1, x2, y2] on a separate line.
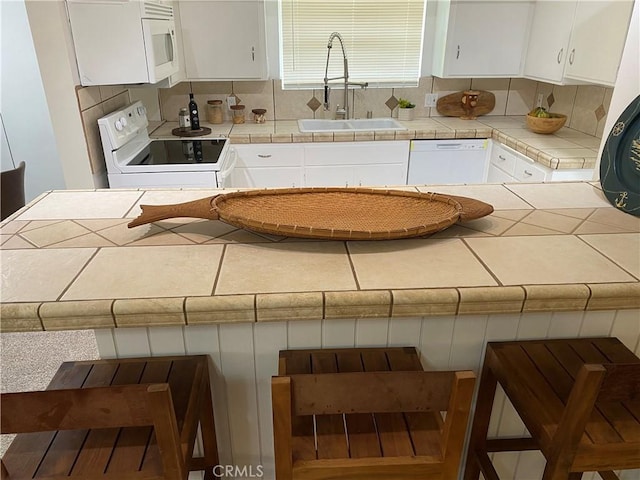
[574, 234, 640, 282]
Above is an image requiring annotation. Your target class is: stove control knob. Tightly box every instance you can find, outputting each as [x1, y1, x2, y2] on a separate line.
[114, 119, 124, 131]
[119, 116, 128, 128]
[136, 106, 146, 116]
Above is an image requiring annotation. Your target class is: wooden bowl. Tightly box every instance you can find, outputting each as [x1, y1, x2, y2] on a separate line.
[526, 113, 567, 134]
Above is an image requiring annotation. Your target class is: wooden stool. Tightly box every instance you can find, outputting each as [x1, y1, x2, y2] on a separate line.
[1, 355, 219, 480]
[271, 347, 475, 480]
[464, 337, 640, 480]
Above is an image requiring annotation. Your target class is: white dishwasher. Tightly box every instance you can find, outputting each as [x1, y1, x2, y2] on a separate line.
[407, 139, 489, 184]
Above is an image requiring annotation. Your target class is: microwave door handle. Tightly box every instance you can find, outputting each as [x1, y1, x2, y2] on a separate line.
[168, 24, 176, 64]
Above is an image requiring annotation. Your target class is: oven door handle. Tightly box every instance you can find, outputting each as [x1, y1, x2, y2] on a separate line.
[217, 147, 238, 187]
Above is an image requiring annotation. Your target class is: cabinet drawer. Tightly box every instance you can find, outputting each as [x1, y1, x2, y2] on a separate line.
[304, 141, 410, 166]
[233, 144, 304, 167]
[490, 143, 517, 176]
[513, 158, 547, 183]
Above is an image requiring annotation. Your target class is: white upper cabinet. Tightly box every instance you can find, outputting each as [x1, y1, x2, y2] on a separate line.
[431, 0, 534, 78]
[524, 0, 634, 86]
[523, 0, 577, 84]
[564, 0, 634, 86]
[177, 1, 268, 80]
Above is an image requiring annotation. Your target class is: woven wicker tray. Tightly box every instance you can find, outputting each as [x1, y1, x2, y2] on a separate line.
[128, 187, 493, 240]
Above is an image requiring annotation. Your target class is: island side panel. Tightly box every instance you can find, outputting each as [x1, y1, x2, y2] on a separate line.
[96, 310, 640, 480]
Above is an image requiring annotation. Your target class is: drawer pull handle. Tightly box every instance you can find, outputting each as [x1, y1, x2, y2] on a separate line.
[557, 48, 563, 64]
[524, 170, 533, 176]
[257, 154, 272, 158]
[456, 45, 460, 59]
[498, 155, 506, 161]
[569, 48, 575, 65]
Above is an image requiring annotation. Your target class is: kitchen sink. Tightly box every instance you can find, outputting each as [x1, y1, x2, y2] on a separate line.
[298, 118, 406, 132]
[348, 118, 406, 130]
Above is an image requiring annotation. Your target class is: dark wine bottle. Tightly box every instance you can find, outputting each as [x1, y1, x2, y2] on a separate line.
[188, 93, 200, 130]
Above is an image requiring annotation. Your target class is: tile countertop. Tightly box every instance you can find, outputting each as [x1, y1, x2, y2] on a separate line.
[1, 182, 638, 332]
[150, 116, 601, 170]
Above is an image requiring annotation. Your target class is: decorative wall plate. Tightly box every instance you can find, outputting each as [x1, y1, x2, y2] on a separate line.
[128, 187, 494, 240]
[600, 94, 640, 216]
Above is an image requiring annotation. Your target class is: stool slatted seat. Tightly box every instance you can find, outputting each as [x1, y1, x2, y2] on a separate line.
[1, 355, 219, 480]
[464, 337, 640, 480]
[273, 347, 475, 480]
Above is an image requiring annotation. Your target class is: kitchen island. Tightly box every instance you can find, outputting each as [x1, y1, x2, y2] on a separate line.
[1, 182, 639, 480]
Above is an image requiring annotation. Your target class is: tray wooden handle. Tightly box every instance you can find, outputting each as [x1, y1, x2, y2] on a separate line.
[447, 195, 494, 221]
[128, 196, 219, 228]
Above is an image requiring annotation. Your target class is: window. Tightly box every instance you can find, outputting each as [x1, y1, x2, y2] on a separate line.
[280, 0, 426, 89]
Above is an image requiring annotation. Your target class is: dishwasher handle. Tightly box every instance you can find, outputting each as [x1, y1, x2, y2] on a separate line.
[434, 143, 465, 150]
[410, 140, 487, 152]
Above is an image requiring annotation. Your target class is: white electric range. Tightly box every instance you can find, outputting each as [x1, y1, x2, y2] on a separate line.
[98, 101, 235, 188]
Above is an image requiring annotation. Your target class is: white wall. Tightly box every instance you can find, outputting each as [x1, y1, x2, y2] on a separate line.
[0, 0, 66, 202]
[25, 1, 95, 190]
[595, 0, 639, 175]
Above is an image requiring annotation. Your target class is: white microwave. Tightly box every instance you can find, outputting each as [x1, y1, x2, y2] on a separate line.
[67, 0, 179, 86]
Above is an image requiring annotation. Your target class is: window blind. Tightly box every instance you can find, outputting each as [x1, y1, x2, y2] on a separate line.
[280, 0, 426, 89]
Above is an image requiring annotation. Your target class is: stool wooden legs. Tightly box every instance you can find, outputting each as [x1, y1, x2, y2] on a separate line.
[463, 338, 640, 480]
[200, 370, 219, 480]
[464, 357, 498, 480]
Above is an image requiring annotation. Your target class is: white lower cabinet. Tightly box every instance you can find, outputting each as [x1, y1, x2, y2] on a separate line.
[229, 144, 304, 188]
[228, 141, 410, 188]
[230, 166, 303, 188]
[488, 140, 594, 183]
[304, 141, 410, 187]
[230, 140, 593, 189]
[513, 158, 547, 183]
[486, 164, 514, 183]
[488, 141, 547, 183]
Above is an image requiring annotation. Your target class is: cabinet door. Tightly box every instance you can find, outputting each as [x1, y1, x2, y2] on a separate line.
[305, 163, 407, 187]
[564, 0, 634, 86]
[178, 1, 267, 80]
[356, 164, 407, 187]
[523, 0, 576, 83]
[305, 165, 354, 187]
[487, 164, 515, 183]
[303, 141, 410, 187]
[440, 1, 533, 77]
[229, 167, 302, 188]
[229, 144, 303, 188]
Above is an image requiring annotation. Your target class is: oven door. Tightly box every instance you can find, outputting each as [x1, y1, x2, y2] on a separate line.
[142, 18, 178, 83]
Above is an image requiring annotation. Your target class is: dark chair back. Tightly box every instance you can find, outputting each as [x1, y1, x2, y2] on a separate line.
[1, 161, 26, 220]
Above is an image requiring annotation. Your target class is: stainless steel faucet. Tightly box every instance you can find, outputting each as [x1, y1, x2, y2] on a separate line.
[323, 32, 368, 120]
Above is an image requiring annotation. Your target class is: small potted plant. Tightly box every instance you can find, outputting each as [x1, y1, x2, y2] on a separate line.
[397, 98, 416, 121]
